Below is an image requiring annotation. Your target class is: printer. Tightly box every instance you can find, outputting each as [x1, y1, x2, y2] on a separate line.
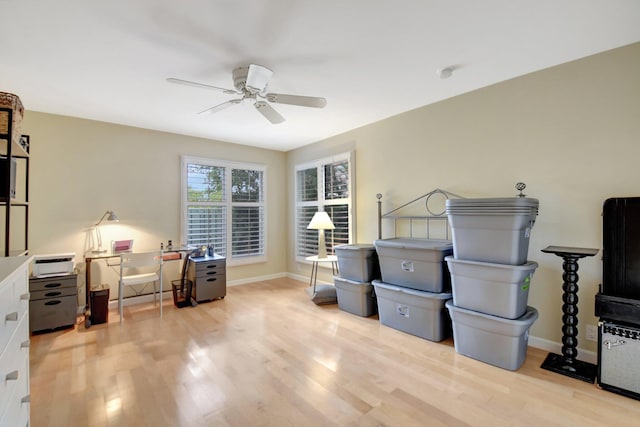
[32, 253, 76, 277]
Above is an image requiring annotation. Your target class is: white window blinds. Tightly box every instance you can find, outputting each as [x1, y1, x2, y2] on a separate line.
[183, 157, 266, 264]
[295, 152, 353, 260]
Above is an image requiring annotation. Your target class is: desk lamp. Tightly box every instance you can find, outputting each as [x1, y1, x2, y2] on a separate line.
[92, 210, 119, 253]
[307, 211, 335, 259]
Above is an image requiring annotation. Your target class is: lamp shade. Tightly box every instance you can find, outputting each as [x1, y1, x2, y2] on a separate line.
[307, 211, 335, 230]
[96, 210, 119, 226]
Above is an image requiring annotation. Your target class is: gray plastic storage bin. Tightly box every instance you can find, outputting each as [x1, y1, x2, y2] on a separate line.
[334, 276, 377, 317]
[446, 301, 538, 371]
[335, 244, 380, 282]
[373, 280, 452, 342]
[445, 197, 539, 265]
[446, 256, 538, 319]
[374, 238, 453, 292]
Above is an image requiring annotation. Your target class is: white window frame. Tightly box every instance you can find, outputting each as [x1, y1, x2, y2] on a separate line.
[294, 151, 354, 263]
[181, 155, 267, 266]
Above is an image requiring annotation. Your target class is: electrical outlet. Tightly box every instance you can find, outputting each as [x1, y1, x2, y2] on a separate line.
[586, 324, 598, 341]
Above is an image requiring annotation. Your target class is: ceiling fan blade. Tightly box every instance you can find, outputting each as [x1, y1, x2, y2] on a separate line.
[254, 101, 285, 124]
[198, 99, 242, 115]
[265, 93, 327, 108]
[246, 64, 273, 93]
[167, 77, 238, 94]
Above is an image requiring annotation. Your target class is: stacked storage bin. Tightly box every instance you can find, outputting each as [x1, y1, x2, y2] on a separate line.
[372, 238, 453, 342]
[333, 244, 380, 317]
[444, 197, 540, 370]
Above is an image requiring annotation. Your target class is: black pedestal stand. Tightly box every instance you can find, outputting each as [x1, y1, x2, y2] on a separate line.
[541, 245, 599, 383]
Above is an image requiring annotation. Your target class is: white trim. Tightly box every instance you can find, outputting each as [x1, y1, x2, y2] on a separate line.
[181, 155, 267, 266]
[528, 335, 597, 364]
[226, 272, 287, 286]
[294, 150, 354, 263]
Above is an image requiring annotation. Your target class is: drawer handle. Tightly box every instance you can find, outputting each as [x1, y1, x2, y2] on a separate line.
[6, 370, 19, 381]
[206, 278, 217, 282]
[21, 395, 30, 404]
[5, 312, 18, 321]
[44, 283, 62, 288]
[45, 291, 63, 297]
[21, 292, 30, 300]
[206, 264, 218, 269]
[21, 339, 30, 349]
[45, 300, 62, 306]
[205, 271, 218, 276]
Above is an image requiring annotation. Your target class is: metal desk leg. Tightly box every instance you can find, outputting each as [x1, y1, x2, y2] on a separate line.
[85, 257, 92, 328]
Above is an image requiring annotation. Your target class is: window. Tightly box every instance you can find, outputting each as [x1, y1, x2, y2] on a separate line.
[295, 152, 353, 260]
[182, 156, 266, 265]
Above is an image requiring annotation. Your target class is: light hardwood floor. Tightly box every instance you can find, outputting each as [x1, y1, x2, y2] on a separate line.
[30, 277, 639, 427]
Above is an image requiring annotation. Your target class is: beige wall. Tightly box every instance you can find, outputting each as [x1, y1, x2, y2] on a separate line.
[287, 42, 640, 352]
[17, 42, 640, 353]
[21, 113, 288, 303]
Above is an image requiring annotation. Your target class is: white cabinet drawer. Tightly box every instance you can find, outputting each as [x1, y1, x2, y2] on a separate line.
[0, 314, 28, 418]
[0, 268, 29, 354]
[0, 347, 29, 427]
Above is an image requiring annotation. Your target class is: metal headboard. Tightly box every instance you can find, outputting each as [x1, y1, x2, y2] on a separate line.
[376, 188, 465, 240]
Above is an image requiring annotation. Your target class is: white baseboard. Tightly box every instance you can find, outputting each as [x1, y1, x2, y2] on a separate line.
[227, 272, 287, 287]
[528, 335, 597, 364]
[287, 272, 334, 286]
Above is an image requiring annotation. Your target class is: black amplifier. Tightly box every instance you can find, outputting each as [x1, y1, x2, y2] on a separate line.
[598, 320, 640, 400]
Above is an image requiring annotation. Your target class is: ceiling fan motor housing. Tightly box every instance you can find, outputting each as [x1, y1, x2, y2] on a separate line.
[232, 66, 250, 92]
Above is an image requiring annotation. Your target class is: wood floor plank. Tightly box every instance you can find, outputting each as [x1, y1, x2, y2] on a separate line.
[29, 277, 640, 426]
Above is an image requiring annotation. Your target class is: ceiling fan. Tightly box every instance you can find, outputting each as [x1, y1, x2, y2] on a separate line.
[167, 64, 327, 124]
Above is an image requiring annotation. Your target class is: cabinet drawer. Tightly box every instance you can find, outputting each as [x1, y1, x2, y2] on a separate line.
[0, 315, 28, 417]
[29, 295, 77, 332]
[30, 286, 77, 301]
[194, 266, 225, 280]
[193, 274, 226, 302]
[195, 260, 226, 272]
[0, 374, 30, 427]
[0, 275, 29, 354]
[29, 275, 77, 292]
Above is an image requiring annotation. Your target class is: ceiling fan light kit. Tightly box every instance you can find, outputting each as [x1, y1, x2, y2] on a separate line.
[168, 63, 327, 124]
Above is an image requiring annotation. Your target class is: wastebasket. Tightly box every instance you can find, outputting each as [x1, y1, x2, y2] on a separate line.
[172, 279, 194, 308]
[90, 284, 110, 325]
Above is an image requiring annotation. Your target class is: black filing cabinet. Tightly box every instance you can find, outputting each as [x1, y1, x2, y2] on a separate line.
[187, 254, 226, 302]
[29, 273, 78, 332]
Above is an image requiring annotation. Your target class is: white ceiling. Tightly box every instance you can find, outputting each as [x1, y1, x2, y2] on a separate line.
[1, 1, 639, 151]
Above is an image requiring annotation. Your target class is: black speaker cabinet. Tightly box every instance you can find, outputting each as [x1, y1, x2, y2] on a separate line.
[598, 321, 640, 400]
[603, 198, 640, 300]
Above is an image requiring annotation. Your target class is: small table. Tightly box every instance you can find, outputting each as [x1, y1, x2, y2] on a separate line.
[305, 255, 339, 292]
[540, 245, 599, 383]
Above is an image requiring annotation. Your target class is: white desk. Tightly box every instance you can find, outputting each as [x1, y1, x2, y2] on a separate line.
[305, 255, 339, 292]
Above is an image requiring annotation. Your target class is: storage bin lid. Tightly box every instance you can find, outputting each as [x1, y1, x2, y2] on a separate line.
[446, 300, 538, 330]
[446, 197, 538, 208]
[334, 275, 373, 290]
[335, 243, 376, 252]
[445, 255, 538, 271]
[374, 238, 453, 251]
[445, 197, 539, 207]
[372, 279, 452, 299]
